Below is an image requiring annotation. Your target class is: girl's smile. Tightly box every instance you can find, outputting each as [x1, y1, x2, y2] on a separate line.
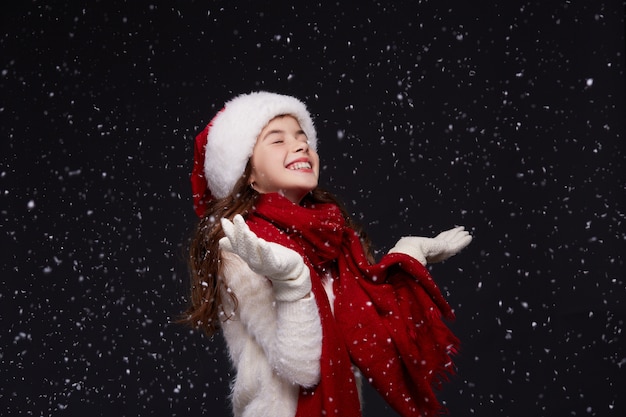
[286, 158, 313, 171]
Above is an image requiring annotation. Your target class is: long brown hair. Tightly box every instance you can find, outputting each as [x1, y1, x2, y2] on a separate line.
[181, 162, 374, 336]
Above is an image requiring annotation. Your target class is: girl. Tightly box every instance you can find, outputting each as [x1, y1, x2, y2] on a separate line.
[183, 91, 472, 417]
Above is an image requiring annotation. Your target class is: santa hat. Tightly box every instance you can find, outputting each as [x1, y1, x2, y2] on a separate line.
[191, 91, 318, 217]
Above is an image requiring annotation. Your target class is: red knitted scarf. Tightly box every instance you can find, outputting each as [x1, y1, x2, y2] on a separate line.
[246, 193, 460, 417]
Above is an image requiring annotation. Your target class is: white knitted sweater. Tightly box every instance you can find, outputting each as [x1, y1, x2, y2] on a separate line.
[219, 251, 323, 417]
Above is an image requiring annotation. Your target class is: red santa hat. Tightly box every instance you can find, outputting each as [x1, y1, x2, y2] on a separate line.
[191, 91, 318, 217]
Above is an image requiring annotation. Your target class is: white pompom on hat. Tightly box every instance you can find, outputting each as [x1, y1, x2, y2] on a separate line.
[191, 91, 318, 216]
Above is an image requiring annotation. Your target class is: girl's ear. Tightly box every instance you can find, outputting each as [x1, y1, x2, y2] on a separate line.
[241, 159, 256, 189]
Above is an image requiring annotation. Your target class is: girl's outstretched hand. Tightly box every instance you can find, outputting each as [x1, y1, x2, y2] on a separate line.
[219, 215, 311, 301]
[389, 226, 472, 266]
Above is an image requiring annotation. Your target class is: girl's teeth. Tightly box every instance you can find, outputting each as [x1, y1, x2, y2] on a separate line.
[289, 162, 311, 170]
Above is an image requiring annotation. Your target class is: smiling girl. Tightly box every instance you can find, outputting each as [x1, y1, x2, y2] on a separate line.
[183, 91, 472, 417]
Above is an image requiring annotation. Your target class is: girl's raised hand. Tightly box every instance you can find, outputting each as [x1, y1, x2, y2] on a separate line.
[219, 215, 312, 301]
[389, 226, 472, 265]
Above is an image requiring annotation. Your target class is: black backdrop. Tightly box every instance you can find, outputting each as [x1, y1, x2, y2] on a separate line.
[1, 1, 624, 416]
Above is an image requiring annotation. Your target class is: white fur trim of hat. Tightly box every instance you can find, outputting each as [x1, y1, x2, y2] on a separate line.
[204, 91, 318, 199]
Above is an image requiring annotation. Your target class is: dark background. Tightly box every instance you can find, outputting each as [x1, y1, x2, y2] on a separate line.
[1, 1, 624, 416]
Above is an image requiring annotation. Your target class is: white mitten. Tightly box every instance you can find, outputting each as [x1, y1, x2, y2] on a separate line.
[389, 226, 472, 265]
[219, 214, 311, 301]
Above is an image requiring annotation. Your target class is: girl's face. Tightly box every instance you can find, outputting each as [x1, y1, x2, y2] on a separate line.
[249, 115, 320, 204]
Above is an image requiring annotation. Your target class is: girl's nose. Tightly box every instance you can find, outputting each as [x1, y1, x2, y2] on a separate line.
[293, 138, 309, 153]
